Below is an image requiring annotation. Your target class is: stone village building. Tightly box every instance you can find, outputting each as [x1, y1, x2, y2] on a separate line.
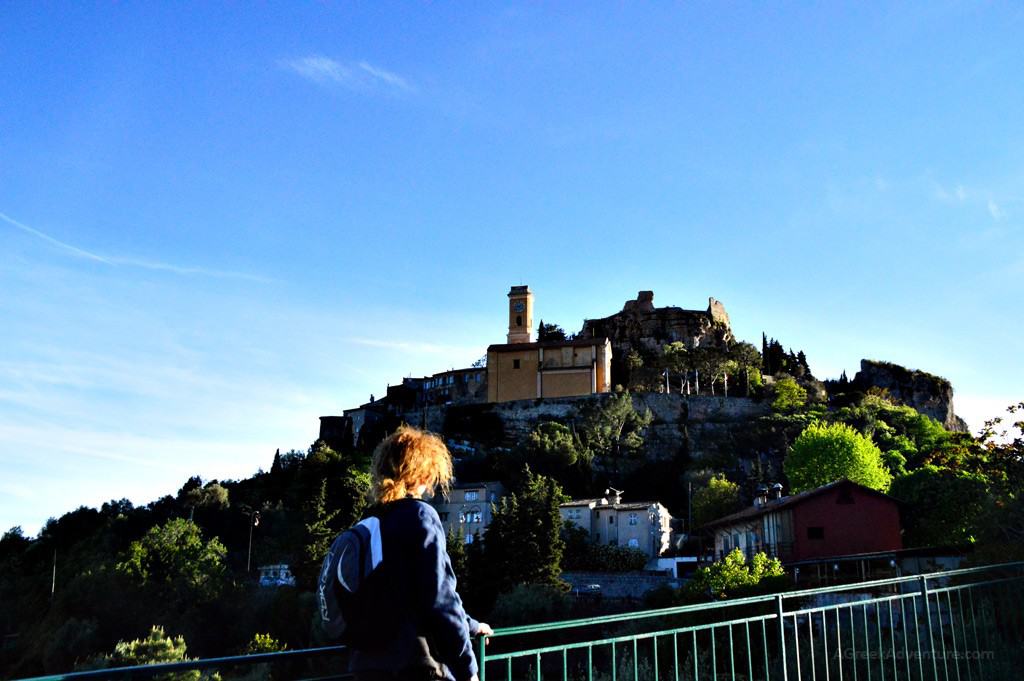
[560, 490, 674, 561]
[430, 480, 505, 544]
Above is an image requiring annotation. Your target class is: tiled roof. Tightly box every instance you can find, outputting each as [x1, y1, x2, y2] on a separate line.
[560, 499, 663, 511]
[699, 479, 900, 530]
[488, 337, 611, 352]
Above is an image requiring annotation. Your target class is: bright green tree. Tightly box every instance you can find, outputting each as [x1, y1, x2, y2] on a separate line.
[785, 422, 892, 492]
[116, 519, 227, 603]
[89, 626, 214, 681]
[684, 549, 785, 599]
[771, 377, 807, 413]
[692, 475, 743, 528]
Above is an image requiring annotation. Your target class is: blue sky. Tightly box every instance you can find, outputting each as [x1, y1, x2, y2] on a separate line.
[2, 3, 1022, 534]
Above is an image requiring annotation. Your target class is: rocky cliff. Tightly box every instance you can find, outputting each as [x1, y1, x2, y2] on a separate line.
[853, 359, 968, 432]
[578, 291, 734, 387]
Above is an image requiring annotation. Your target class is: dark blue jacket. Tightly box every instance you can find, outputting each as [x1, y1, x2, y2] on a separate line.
[350, 498, 480, 681]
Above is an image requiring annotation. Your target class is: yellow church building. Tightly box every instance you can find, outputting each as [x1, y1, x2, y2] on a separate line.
[486, 286, 613, 403]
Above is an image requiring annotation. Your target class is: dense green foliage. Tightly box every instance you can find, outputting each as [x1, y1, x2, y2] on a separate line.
[117, 518, 227, 604]
[478, 470, 567, 597]
[0, 439, 368, 678]
[691, 475, 743, 527]
[83, 626, 215, 681]
[684, 549, 786, 599]
[785, 422, 892, 492]
[770, 377, 808, 413]
[561, 523, 649, 572]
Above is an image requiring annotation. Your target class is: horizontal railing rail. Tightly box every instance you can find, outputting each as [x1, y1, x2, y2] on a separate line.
[11, 561, 1024, 681]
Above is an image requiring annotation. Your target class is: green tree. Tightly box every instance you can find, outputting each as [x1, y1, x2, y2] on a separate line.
[716, 358, 739, 396]
[116, 519, 227, 603]
[662, 342, 689, 394]
[526, 421, 586, 470]
[771, 377, 808, 413]
[730, 342, 763, 396]
[692, 346, 724, 396]
[625, 349, 644, 381]
[298, 479, 339, 589]
[684, 549, 785, 599]
[576, 393, 652, 473]
[480, 471, 567, 603]
[785, 422, 892, 492]
[86, 626, 214, 681]
[890, 465, 991, 546]
[692, 475, 743, 528]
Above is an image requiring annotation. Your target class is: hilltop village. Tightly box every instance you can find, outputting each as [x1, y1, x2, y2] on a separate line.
[317, 285, 971, 586]
[3, 284, 1017, 678]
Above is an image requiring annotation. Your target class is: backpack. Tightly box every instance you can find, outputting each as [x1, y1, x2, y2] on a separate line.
[317, 514, 384, 645]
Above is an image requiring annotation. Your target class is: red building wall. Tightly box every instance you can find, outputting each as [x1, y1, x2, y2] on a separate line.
[790, 484, 902, 562]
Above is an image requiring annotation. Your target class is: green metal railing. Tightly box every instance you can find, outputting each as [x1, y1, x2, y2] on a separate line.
[14, 562, 1024, 681]
[478, 562, 1024, 681]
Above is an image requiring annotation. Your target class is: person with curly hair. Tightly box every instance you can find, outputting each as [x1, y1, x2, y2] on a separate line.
[350, 425, 492, 681]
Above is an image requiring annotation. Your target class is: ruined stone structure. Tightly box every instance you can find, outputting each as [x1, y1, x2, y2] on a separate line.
[853, 359, 968, 432]
[579, 291, 734, 388]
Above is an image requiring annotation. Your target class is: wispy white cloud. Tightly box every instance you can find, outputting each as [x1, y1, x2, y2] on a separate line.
[931, 183, 1009, 222]
[345, 336, 481, 356]
[987, 198, 1005, 220]
[281, 56, 414, 93]
[0, 211, 110, 263]
[0, 211, 272, 282]
[356, 61, 412, 91]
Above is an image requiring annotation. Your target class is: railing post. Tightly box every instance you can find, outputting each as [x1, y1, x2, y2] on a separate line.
[920, 574, 938, 681]
[776, 593, 788, 681]
[478, 635, 487, 681]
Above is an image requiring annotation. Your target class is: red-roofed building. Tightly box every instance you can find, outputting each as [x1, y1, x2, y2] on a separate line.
[701, 479, 903, 564]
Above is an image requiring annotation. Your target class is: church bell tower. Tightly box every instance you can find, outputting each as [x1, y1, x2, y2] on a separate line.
[506, 285, 534, 344]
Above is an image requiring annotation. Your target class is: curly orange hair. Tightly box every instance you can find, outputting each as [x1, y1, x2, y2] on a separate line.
[371, 425, 454, 503]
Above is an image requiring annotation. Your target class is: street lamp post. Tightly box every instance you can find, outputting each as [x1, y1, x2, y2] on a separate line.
[247, 511, 261, 573]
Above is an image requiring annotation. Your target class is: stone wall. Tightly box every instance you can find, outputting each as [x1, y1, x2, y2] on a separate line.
[399, 393, 770, 462]
[561, 571, 678, 600]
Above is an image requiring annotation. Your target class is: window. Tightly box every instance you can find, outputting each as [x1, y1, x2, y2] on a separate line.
[733, 533, 741, 548]
[516, 315, 522, 326]
[628, 512, 638, 526]
[465, 533, 474, 544]
[467, 507, 482, 523]
[722, 535, 731, 551]
[464, 491, 479, 502]
[458, 512, 466, 524]
[513, 359, 521, 369]
[609, 515, 615, 525]
[628, 538, 640, 548]
[807, 527, 825, 540]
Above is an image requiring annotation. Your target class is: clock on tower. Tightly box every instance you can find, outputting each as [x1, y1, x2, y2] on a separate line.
[506, 285, 534, 343]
